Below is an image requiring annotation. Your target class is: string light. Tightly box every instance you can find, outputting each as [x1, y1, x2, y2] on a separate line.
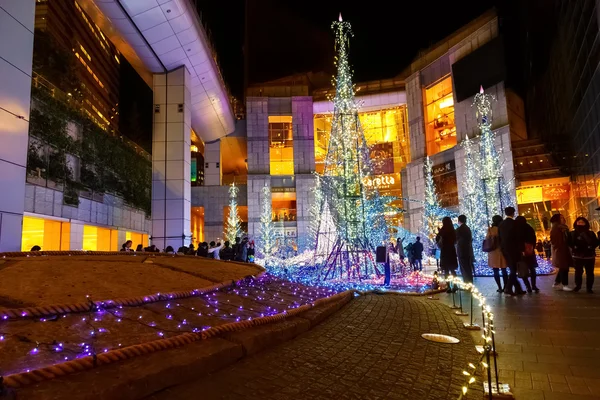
[0, 275, 341, 376]
[307, 14, 389, 281]
[258, 183, 280, 257]
[422, 156, 457, 245]
[225, 183, 243, 242]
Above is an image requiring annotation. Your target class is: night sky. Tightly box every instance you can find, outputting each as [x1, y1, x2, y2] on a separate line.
[196, 0, 514, 98]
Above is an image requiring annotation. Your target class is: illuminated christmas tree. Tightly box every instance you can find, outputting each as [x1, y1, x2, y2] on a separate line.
[422, 156, 453, 243]
[225, 183, 243, 243]
[258, 183, 279, 257]
[460, 86, 516, 270]
[460, 134, 487, 265]
[313, 14, 388, 281]
[474, 87, 516, 220]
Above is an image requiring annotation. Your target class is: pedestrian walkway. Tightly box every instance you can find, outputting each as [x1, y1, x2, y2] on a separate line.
[438, 272, 600, 400]
[146, 294, 480, 400]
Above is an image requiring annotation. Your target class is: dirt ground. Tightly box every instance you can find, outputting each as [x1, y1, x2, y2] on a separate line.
[0, 255, 262, 309]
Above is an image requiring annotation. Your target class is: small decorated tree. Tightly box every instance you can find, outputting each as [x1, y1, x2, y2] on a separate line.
[225, 183, 243, 243]
[258, 183, 279, 257]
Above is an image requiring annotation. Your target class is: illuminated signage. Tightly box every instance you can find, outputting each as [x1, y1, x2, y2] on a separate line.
[362, 173, 400, 190]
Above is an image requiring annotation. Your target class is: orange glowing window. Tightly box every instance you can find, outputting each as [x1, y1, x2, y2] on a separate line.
[269, 116, 294, 175]
[424, 76, 457, 156]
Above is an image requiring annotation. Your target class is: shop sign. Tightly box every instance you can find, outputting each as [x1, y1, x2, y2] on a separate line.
[572, 180, 597, 198]
[432, 160, 456, 177]
[362, 173, 401, 190]
[543, 184, 570, 201]
[271, 187, 296, 193]
[516, 186, 543, 204]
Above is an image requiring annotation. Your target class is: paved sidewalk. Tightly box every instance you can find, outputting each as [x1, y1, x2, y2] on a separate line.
[438, 272, 600, 400]
[147, 294, 480, 400]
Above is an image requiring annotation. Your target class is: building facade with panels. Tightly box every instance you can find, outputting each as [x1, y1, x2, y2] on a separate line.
[0, 0, 235, 252]
[192, 10, 528, 250]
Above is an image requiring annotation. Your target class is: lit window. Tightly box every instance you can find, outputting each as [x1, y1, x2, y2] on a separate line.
[79, 44, 91, 61]
[269, 116, 294, 175]
[313, 106, 410, 175]
[424, 76, 457, 156]
[271, 192, 297, 222]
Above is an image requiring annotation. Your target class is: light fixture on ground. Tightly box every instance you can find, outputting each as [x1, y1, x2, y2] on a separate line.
[421, 333, 460, 344]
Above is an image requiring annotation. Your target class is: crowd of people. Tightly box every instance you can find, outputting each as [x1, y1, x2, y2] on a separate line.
[426, 206, 598, 295]
[118, 237, 256, 263]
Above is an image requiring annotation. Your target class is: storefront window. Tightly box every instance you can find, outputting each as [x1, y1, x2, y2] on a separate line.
[269, 116, 294, 175]
[125, 231, 149, 250]
[314, 106, 410, 174]
[517, 180, 572, 237]
[425, 76, 457, 156]
[21, 216, 70, 251]
[432, 160, 459, 207]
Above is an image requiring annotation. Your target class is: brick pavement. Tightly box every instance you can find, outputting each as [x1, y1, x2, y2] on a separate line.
[438, 272, 600, 400]
[146, 294, 480, 400]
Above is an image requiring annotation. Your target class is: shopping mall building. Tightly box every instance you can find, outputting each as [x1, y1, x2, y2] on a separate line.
[194, 10, 525, 251]
[1, 3, 599, 252]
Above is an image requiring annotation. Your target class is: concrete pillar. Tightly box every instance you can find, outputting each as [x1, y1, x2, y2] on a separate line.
[0, 1, 35, 251]
[291, 96, 316, 251]
[246, 97, 269, 174]
[247, 175, 270, 241]
[70, 222, 84, 250]
[406, 72, 426, 160]
[151, 66, 192, 251]
[204, 140, 221, 186]
[117, 230, 127, 249]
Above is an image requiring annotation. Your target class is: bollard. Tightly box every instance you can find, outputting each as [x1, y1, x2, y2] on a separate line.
[455, 287, 468, 316]
[463, 289, 481, 330]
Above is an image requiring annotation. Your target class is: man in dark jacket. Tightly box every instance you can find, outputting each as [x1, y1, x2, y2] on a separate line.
[571, 217, 598, 293]
[220, 241, 235, 261]
[412, 236, 424, 271]
[498, 206, 525, 295]
[456, 215, 474, 283]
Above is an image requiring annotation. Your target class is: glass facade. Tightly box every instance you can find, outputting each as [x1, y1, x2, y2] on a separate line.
[522, 1, 600, 228]
[21, 216, 70, 251]
[314, 105, 410, 226]
[269, 116, 294, 175]
[424, 76, 456, 156]
[314, 106, 410, 175]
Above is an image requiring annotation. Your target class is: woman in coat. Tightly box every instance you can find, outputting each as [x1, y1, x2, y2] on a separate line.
[550, 214, 573, 291]
[487, 215, 508, 292]
[516, 215, 540, 293]
[436, 216, 458, 292]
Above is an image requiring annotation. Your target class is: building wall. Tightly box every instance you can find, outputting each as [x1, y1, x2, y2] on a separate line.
[191, 184, 247, 243]
[0, 0, 35, 251]
[24, 185, 150, 232]
[246, 175, 269, 242]
[246, 97, 269, 175]
[403, 16, 517, 233]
